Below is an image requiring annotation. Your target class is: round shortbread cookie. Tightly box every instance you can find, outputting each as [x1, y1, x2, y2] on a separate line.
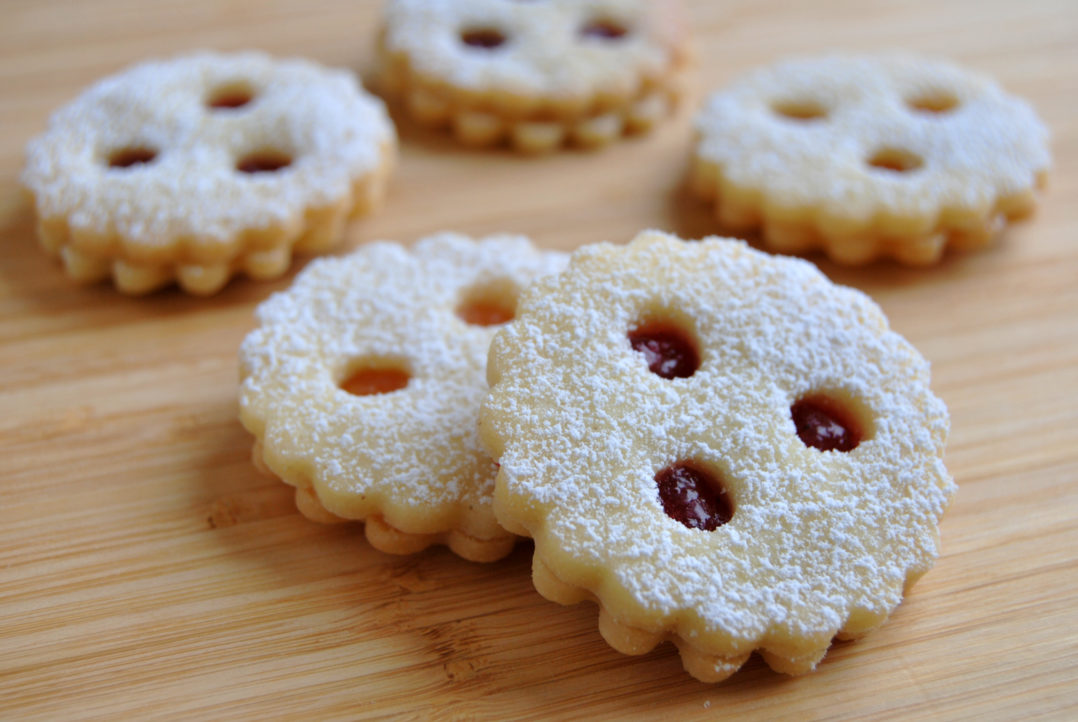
[691, 54, 1050, 265]
[239, 232, 567, 562]
[22, 51, 397, 295]
[480, 229, 956, 681]
[378, 0, 692, 152]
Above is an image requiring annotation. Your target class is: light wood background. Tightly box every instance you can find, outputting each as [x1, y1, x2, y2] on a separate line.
[2, 1, 1076, 719]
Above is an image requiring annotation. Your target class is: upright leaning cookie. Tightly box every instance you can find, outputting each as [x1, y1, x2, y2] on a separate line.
[691, 55, 1050, 265]
[22, 51, 396, 295]
[378, 0, 692, 152]
[480, 230, 956, 681]
[240, 232, 566, 562]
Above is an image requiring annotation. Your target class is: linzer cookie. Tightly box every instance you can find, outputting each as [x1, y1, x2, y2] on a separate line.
[22, 51, 396, 295]
[480, 230, 955, 681]
[377, 0, 692, 152]
[691, 54, 1050, 265]
[239, 232, 566, 562]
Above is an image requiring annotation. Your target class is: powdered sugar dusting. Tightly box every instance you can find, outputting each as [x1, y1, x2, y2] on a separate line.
[695, 54, 1049, 222]
[240, 232, 566, 538]
[482, 230, 955, 657]
[22, 50, 395, 248]
[382, 0, 686, 99]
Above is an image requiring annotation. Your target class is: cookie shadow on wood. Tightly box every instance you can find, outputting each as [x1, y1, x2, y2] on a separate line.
[0, 188, 72, 301]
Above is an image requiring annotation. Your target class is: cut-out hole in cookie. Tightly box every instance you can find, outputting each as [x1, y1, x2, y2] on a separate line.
[107, 146, 158, 169]
[461, 28, 508, 49]
[580, 18, 630, 40]
[207, 81, 256, 110]
[629, 321, 699, 379]
[236, 150, 293, 174]
[791, 394, 864, 452]
[340, 359, 410, 397]
[907, 91, 959, 115]
[771, 98, 828, 121]
[867, 147, 923, 174]
[655, 462, 733, 531]
[456, 278, 519, 327]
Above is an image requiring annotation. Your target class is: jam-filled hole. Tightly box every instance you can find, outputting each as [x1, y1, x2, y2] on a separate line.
[655, 462, 733, 531]
[907, 91, 959, 115]
[771, 98, 828, 122]
[236, 149, 293, 174]
[580, 18, 630, 40]
[340, 359, 410, 397]
[791, 394, 863, 452]
[461, 27, 507, 49]
[107, 146, 158, 169]
[628, 321, 699, 379]
[456, 279, 519, 327]
[867, 147, 923, 174]
[207, 81, 256, 110]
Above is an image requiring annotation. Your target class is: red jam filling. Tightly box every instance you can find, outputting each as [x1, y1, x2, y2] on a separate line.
[236, 151, 292, 174]
[457, 299, 514, 327]
[791, 396, 861, 452]
[629, 324, 699, 379]
[655, 463, 733, 531]
[461, 29, 507, 49]
[867, 147, 923, 174]
[772, 99, 828, 121]
[209, 91, 253, 109]
[581, 20, 629, 39]
[341, 368, 409, 396]
[907, 92, 959, 114]
[108, 147, 157, 168]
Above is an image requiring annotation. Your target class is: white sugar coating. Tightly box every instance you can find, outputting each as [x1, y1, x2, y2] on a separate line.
[695, 54, 1050, 223]
[382, 0, 688, 99]
[481, 230, 955, 661]
[22, 50, 395, 248]
[239, 233, 567, 539]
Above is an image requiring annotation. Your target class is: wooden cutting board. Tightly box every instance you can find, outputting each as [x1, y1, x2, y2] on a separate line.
[2, 0, 1076, 718]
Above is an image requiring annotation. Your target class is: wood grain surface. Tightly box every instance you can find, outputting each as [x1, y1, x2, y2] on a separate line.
[2, 1, 1076, 719]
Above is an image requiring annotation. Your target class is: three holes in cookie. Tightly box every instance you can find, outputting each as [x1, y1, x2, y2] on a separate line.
[111, 84, 267, 173]
[629, 318, 699, 380]
[339, 357, 410, 397]
[207, 81, 257, 110]
[656, 462, 733, 531]
[107, 146, 158, 169]
[791, 392, 869, 452]
[456, 279, 519, 327]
